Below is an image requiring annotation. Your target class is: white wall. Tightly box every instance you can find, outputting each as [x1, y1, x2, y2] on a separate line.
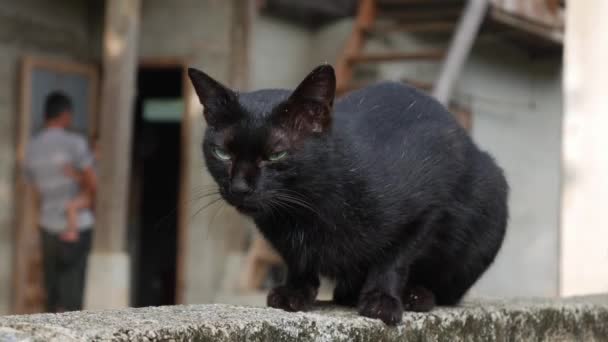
[561, 0, 608, 296]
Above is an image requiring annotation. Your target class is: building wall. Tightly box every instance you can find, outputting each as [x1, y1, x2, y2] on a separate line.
[250, 14, 315, 89]
[0, 0, 101, 315]
[463, 45, 562, 298]
[313, 20, 564, 298]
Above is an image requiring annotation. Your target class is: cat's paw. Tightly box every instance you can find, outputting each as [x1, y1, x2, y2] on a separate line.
[358, 291, 403, 325]
[267, 285, 316, 312]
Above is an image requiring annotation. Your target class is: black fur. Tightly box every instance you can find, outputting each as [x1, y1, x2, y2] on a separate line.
[188, 65, 508, 325]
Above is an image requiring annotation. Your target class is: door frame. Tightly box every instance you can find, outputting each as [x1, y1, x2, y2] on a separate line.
[13, 56, 99, 313]
[138, 57, 192, 304]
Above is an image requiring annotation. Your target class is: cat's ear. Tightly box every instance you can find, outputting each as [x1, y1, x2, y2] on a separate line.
[187, 67, 240, 127]
[282, 64, 336, 133]
[290, 64, 336, 107]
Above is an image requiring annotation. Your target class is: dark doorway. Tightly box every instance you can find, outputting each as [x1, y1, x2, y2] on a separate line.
[129, 66, 183, 307]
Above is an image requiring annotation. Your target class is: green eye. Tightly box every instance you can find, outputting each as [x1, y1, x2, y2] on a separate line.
[213, 147, 231, 161]
[268, 151, 288, 162]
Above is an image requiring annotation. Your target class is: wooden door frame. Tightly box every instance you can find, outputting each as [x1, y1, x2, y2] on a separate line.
[13, 56, 99, 313]
[138, 57, 192, 304]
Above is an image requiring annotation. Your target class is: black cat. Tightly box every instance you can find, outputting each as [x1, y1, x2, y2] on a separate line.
[188, 64, 508, 325]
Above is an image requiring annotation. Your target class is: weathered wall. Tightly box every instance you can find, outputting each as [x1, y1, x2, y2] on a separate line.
[313, 19, 563, 298]
[463, 43, 562, 298]
[0, 0, 102, 315]
[251, 14, 316, 89]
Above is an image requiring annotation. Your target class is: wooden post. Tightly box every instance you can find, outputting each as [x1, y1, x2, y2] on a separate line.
[230, 0, 253, 91]
[432, 0, 489, 105]
[223, 0, 256, 253]
[85, 0, 141, 310]
[95, 0, 141, 252]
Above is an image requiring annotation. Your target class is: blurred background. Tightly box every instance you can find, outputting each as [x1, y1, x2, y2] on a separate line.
[0, 0, 606, 315]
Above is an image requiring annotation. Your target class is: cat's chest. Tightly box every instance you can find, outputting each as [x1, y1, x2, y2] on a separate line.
[282, 225, 374, 276]
[255, 215, 379, 274]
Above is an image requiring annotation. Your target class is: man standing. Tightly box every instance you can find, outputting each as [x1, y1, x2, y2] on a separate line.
[25, 92, 97, 312]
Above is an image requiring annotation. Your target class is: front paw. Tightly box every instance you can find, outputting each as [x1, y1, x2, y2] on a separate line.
[358, 291, 403, 325]
[267, 285, 316, 312]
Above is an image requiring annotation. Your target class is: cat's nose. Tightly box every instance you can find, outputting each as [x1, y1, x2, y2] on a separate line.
[230, 178, 253, 195]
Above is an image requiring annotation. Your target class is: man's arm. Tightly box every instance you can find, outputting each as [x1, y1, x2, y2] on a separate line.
[71, 136, 97, 196]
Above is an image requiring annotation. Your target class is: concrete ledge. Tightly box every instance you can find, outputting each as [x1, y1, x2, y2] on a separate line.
[0, 295, 607, 341]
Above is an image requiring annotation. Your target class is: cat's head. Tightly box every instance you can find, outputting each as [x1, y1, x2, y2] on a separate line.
[188, 65, 336, 215]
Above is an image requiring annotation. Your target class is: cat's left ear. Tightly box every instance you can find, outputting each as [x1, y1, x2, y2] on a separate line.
[187, 67, 240, 127]
[284, 64, 336, 133]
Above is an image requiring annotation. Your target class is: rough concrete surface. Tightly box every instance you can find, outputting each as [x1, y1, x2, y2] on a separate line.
[0, 295, 607, 341]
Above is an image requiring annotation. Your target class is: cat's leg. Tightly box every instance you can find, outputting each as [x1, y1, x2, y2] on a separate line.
[267, 268, 319, 312]
[358, 211, 442, 324]
[333, 275, 365, 307]
[357, 256, 409, 325]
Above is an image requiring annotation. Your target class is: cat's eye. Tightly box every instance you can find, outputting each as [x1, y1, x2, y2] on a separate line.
[268, 151, 288, 162]
[212, 147, 231, 161]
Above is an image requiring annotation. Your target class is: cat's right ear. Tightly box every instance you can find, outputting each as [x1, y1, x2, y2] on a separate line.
[187, 67, 240, 127]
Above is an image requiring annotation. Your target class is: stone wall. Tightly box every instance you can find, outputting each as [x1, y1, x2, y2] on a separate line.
[0, 295, 607, 341]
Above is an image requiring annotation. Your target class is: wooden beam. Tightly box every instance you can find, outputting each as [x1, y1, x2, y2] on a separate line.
[335, 0, 377, 90]
[347, 50, 445, 63]
[95, 0, 141, 252]
[433, 0, 489, 105]
[378, 8, 463, 21]
[337, 78, 433, 96]
[490, 8, 563, 44]
[364, 21, 456, 35]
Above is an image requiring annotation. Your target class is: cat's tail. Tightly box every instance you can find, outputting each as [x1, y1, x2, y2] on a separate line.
[402, 286, 436, 312]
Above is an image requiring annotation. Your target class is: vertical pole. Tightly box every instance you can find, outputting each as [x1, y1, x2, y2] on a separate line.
[432, 0, 489, 105]
[86, 0, 141, 309]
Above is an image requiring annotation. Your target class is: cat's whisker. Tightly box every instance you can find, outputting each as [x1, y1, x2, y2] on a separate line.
[210, 201, 227, 228]
[191, 197, 224, 221]
[150, 189, 220, 231]
[274, 192, 324, 217]
[206, 201, 228, 240]
[189, 187, 218, 198]
[189, 192, 221, 204]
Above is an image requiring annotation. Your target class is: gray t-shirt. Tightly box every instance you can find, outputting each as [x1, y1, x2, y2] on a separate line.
[25, 128, 95, 233]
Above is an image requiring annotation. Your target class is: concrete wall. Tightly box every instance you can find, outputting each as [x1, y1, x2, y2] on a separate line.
[313, 20, 564, 298]
[0, 0, 101, 315]
[3, 296, 608, 341]
[251, 14, 316, 89]
[463, 44, 562, 298]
